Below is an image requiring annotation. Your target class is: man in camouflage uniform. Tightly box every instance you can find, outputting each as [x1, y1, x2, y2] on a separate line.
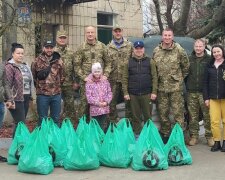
[54, 30, 77, 125]
[152, 28, 190, 143]
[74, 26, 111, 121]
[107, 25, 133, 122]
[186, 39, 214, 146]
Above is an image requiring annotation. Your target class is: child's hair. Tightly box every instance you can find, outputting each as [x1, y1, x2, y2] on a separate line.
[92, 62, 102, 73]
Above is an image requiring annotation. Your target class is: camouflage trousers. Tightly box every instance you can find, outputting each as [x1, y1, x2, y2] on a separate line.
[109, 81, 132, 122]
[157, 91, 185, 136]
[187, 92, 212, 138]
[61, 87, 76, 125]
[76, 82, 89, 122]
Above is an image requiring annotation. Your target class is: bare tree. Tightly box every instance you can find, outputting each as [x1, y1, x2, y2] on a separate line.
[144, 0, 225, 40]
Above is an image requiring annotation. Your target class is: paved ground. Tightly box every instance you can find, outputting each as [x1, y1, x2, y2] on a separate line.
[1, 103, 225, 179]
[1, 137, 225, 180]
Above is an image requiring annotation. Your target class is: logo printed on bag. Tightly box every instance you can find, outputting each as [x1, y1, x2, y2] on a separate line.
[15, 144, 25, 160]
[142, 150, 159, 168]
[168, 146, 183, 164]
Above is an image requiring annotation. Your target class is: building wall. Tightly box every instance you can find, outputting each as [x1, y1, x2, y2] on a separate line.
[69, 0, 143, 50]
[1, 0, 143, 62]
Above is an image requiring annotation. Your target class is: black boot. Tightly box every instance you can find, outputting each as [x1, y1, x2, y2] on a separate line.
[0, 155, 7, 162]
[221, 140, 225, 152]
[211, 141, 221, 152]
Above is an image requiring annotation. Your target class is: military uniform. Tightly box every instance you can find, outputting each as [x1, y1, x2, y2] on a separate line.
[152, 42, 189, 137]
[55, 43, 76, 124]
[107, 38, 132, 122]
[74, 40, 111, 120]
[186, 51, 212, 140]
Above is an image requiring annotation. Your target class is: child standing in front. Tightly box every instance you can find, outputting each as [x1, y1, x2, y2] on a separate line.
[85, 63, 112, 132]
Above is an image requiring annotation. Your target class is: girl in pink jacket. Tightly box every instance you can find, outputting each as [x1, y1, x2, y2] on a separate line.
[85, 63, 112, 131]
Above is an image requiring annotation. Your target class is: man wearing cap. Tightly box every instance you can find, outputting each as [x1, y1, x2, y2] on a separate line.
[55, 30, 77, 125]
[31, 40, 65, 126]
[122, 40, 158, 137]
[107, 24, 133, 122]
[152, 28, 189, 143]
[74, 26, 111, 121]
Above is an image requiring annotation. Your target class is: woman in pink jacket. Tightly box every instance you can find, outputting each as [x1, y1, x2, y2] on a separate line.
[85, 63, 112, 131]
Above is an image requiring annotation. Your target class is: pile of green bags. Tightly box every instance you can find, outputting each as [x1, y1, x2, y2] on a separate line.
[7, 116, 192, 175]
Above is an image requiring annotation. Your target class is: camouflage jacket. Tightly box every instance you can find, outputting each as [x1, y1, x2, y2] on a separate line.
[122, 54, 158, 96]
[54, 45, 75, 87]
[31, 53, 65, 96]
[152, 42, 189, 92]
[107, 39, 132, 82]
[74, 40, 111, 82]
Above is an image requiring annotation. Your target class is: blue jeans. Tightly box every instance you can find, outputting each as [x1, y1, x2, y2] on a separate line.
[36, 94, 61, 126]
[0, 102, 5, 128]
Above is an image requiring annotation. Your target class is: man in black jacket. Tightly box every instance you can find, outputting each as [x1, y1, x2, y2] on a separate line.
[186, 39, 214, 146]
[122, 41, 158, 137]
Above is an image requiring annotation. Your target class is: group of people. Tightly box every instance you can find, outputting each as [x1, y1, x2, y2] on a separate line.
[0, 25, 225, 163]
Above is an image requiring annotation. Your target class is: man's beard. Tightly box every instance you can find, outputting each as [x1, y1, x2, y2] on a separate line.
[43, 51, 53, 57]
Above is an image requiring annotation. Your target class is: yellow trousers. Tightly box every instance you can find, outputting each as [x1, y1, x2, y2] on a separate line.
[209, 99, 225, 141]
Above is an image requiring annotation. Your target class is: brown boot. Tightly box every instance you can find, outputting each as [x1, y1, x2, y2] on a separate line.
[189, 137, 198, 146]
[206, 137, 214, 147]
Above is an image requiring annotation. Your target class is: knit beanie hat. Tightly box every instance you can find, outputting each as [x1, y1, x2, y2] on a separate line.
[92, 62, 102, 73]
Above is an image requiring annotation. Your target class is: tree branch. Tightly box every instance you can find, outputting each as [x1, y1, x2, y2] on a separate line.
[188, 0, 225, 38]
[152, 0, 164, 34]
[174, 0, 192, 35]
[0, 2, 17, 37]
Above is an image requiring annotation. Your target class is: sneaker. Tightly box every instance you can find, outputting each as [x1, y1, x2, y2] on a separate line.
[0, 155, 7, 162]
[207, 138, 214, 147]
[189, 137, 198, 146]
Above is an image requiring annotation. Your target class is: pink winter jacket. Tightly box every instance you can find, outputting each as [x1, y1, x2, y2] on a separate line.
[85, 74, 112, 116]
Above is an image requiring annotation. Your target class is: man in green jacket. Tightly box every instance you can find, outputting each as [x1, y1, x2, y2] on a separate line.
[186, 39, 214, 146]
[152, 28, 190, 143]
[107, 25, 133, 122]
[122, 41, 158, 136]
[74, 26, 111, 121]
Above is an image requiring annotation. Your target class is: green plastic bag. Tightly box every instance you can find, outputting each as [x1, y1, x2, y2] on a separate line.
[88, 118, 105, 154]
[76, 115, 88, 137]
[132, 120, 168, 171]
[7, 122, 30, 165]
[117, 118, 135, 154]
[164, 123, 192, 166]
[64, 120, 99, 170]
[40, 118, 67, 167]
[18, 128, 54, 175]
[61, 118, 77, 149]
[99, 123, 131, 168]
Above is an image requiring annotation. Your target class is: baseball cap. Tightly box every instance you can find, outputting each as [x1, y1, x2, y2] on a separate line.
[113, 24, 122, 31]
[43, 40, 54, 47]
[57, 30, 67, 38]
[133, 40, 144, 48]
